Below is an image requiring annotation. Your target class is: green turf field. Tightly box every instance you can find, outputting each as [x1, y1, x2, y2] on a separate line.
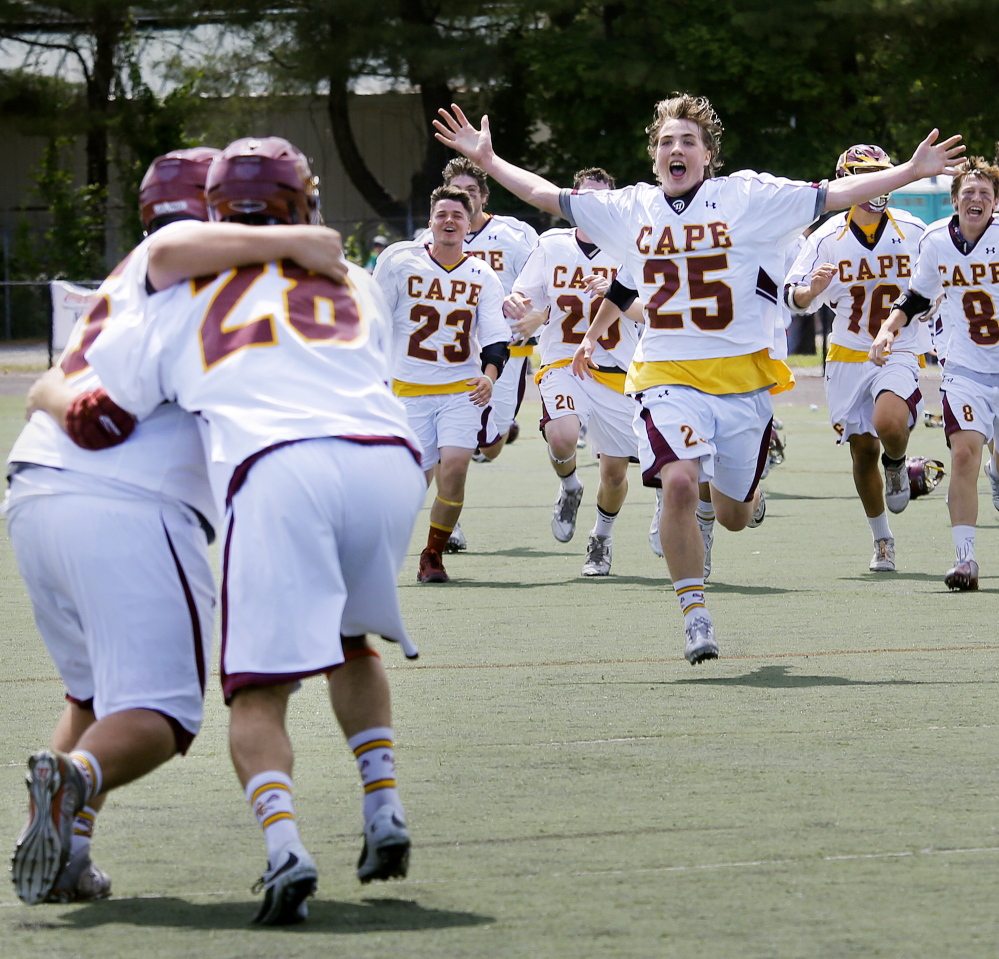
[1, 391, 997, 959]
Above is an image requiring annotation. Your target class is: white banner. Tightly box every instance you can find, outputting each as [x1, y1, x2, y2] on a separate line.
[50, 280, 97, 355]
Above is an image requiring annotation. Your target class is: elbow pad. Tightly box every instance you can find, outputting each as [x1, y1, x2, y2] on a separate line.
[604, 278, 638, 311]
[892, 290, 932, 326]
[480, 341, 510, 378]
[65, 388, 136, 450]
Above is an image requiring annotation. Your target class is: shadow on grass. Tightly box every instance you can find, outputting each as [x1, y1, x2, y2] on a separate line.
[763, 490, 855, 501]
[840, 572, 946, 583]
[54, 895, 493, 933]
[675, 664, 922, 688]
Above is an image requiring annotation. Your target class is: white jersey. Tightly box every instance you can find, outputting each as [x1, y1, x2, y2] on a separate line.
[418, 212, 539, 295]
[374, 241, 510, 389]
[787, 207, 928, 355]
[560, 173, 825, 363]
[87, 260, 418, 514]
[513, 227, 641, 370]
[6, 223, 216, 527]
[909, 215, 999, 375]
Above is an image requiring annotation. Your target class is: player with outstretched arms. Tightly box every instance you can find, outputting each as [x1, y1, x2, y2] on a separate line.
[870, 157, 999, 591]
[434, 94, 963, 664]
[785, 144, 929, 574]
[86, 137, 425, 925]
[375, 184, 510, 584]
[506, 167, 645, 576]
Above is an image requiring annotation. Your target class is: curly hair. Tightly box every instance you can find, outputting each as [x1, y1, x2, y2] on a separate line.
[950, 156, 999, 206]
[645, 93, 724, 178]
[442, 157, 489, 196]
[430, 184, 473, 217]
[573, 167, 616, 189]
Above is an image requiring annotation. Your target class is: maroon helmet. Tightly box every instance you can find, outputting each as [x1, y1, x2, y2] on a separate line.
[835, 143, 894, 214]
[907, 456, 945, 498]
[138, 147, 221, 233]
[206, 136, 320, 225]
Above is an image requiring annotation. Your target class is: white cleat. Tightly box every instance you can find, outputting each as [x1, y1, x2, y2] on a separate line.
[883, 458, 911, 513]
[684, 614, 718, 665]
[357, 805, 410, 884]
[747, 488, 766, 528]
[444, 522, 467, 553]
[581, 534, 612, 576]
[649, 488, 664, 557]
[576, 423, 588, 450]
[45, 854, 111, 903]
[986, 459, 999, 513]
[551, 485, 583, 542]
[252, 840, 318, 925]
[869, 537, 896, 572]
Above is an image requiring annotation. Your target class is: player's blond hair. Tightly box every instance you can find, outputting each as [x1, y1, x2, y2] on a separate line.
[950, 157, 999, 205]
[646, 93, 723, 177]
[430, 184, 473, 217]
[573, 167, 616, 189]
[442, 157, 489, 197]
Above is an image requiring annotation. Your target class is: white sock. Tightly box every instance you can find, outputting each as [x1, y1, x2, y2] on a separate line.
[868, 512, 893, 542]
[70, 805, 98, 861]
[952, 525, 976, 563]
[245, 771, 300, 863]
[349, 727, 403, 823]
[559, 470, 582, 492]
[695, 499, 715, 525]
[674, 577, 706, 619]
[592, 506, 617, 538]
[69, 750, 102, 803]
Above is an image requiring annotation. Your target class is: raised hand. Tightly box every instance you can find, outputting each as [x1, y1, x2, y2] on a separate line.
[433, 104, 494, 167]
[909, 129, 965, 179]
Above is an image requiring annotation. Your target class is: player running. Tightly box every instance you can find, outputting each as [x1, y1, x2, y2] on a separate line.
[86, 137, 425, 925]
[785, 144, 928, 573]
[870, 157, 999, 590]
[374, 185, 510, 584]
[434, 94, 963, 664]
[506, 167, 644, 576]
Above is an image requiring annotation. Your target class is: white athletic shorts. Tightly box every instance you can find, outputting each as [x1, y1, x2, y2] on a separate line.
[633, 384, 772, 502]
[539, 366, 639, 459]
[824, 354, 923, 444]
[941, 370, 999, 443]
[6, 468, 214, 750]
[401, 392, 496, 470]
[488, 354, 529, 436]
[221, 438, 424, 701]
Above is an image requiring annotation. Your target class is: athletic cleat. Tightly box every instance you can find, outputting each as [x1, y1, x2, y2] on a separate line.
[747, 488, 766, 528]
[444, 522, 467, 553]
[698, 514, 715, 580]
[506, 421, 520, 445]
[471, 449, 488, 463]
[649, 488, 663, 557]
[869, 537, 896, 572]
[551, 485, 583, 542]
[581, 534, 612, 576]
[944, 559, 979, 591]
[684, 614, 718, 665]
[417, 548, 449, 583]
[884, 459, 911, 513]
[986, 459, 999, 513]
[252, 841, 318, 925]
[45, 854, 111, 903]
[576, 423, 588, 450]
[357, 805, 410, 884]
[11, 750, 86, 905]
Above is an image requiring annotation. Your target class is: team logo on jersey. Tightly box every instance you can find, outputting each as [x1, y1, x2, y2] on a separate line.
[671, 199, 686, 213]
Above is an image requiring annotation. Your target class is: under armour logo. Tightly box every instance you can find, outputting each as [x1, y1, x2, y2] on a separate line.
[891, 237, 902, 244]
[986, 247, 996, 255]
[706, 201, 717, 209]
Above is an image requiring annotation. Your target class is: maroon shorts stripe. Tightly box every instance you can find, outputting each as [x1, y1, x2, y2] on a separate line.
[513, 356, 529, 419]
[639, 406, 679, 488]
[747, 417, 774, 501]
[65, 694, 94, 710]
[539, 396, 553, 434]
[223, 665, 345, 705]
[942, 393, 962, 440]
[476, 406, 500, 449]
[162, 520, 207, 699]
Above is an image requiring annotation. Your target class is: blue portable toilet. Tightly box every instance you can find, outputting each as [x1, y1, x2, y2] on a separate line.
[889, 175, 953, 224]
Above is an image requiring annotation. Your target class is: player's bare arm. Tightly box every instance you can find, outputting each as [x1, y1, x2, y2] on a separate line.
[434, 105, 562, 217]
[582, 273, 611, 297]
[511, 310, 548, 341]
[147, 222, 347, 291]
[791, 263, 837, 310]
[503, 292, 532, 321]
[467, 372, 496, 407]
[868, 308, 909, 366]
[25, 367, 74, 427]
[825, 130, 964, 212]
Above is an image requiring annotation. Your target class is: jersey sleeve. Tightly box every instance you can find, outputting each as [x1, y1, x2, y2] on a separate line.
[511, 242, 550, 309]
[85, 291, 175, 420]
[559, 187, 636, 262]
[909, 232, 944, 300]
[785, 231, 836, 309]
[734, 171, 826, 245]
[371, 244, 404, 314]
[475, 271, 512, 347]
